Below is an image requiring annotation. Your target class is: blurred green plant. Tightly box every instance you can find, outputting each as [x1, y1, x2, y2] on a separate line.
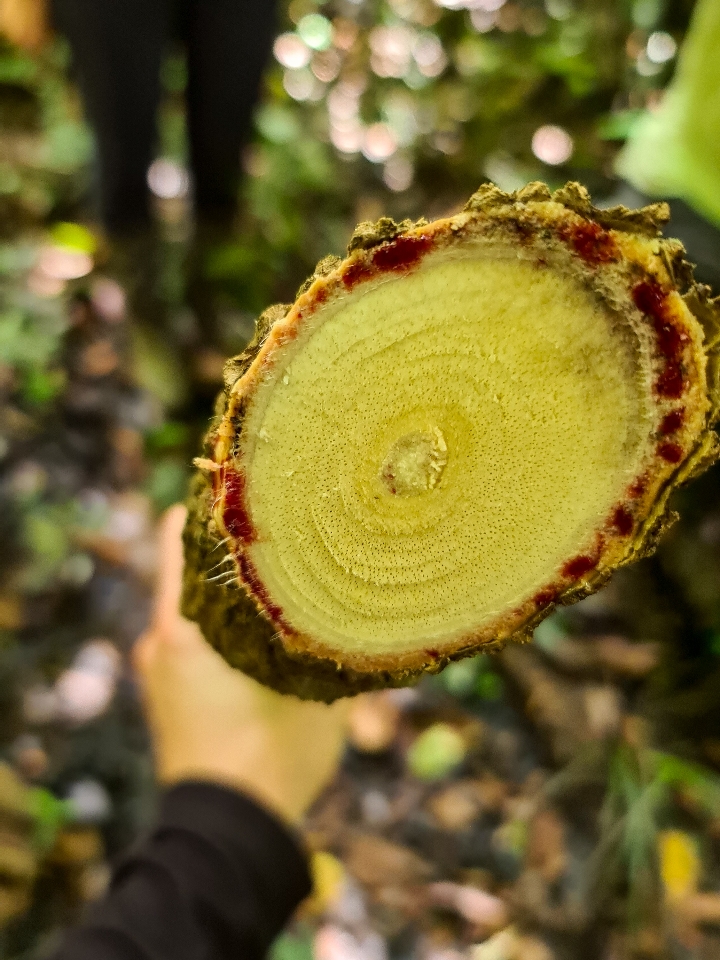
[0, 38, 91, 231]
[546, 734, 720, 928]
[408, 721, 467, 779]
[270, 928, 315, 960]
[438, 654, 505, 701]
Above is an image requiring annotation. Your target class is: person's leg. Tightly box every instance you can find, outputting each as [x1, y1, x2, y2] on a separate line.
[51, 0, 170, 234]
[183, 0, 279, 228]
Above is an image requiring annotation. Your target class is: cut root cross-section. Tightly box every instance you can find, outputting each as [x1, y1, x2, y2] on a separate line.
[182, 181, 720, 701]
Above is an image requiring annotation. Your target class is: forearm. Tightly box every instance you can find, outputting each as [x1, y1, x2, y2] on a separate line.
[52, 782, 311, 960]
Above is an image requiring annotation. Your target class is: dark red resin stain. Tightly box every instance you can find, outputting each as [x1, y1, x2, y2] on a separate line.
[628, 474, 648, 499]
[534, 588, 558, 607]
[342, 259, 374, 289]
[314, 288, 328, 305]
[342, 235, 433, 289]
[236, 552, 291, 631]
[222, 467, 257, 544]
[426, 648, 441, 660]
[372, 234, 433, 272]
[277, 326, 300, 345]
[559, 221, 617, 266]
[562, 555, 597, 579]
[380, 465, 397, 496]
[632, 280, 688, 399]
[659, 409, 685, 436]
[611, 506, 634, 536]
[658, 441, 684, 464]
[655, 366, 685, 398]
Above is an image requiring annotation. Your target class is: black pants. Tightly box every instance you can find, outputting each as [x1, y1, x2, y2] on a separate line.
[52, 0, 278, 234]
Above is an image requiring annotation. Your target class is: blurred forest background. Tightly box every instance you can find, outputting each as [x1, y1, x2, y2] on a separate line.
[3, 0, 720, 958]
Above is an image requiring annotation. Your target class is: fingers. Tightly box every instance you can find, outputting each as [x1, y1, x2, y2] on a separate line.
[151, 504, 189, 636]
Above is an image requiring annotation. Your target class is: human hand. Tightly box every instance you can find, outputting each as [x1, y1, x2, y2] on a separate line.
[133, 505, 350, 826]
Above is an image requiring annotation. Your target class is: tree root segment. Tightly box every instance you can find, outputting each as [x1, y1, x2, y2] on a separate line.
[182, 181, 720, 701]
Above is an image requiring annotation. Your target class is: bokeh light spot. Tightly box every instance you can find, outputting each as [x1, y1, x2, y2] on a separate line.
[283, 68, 325, 101]
[531, 124, 574, 165]
[273, 32, 312, 69]
[362, 123, 398, 162]
[37, 245, 93, 281]
[91, 278, 126, 323]
[298, 13, 333, 51]
[646, 31, 676, 64]
[413, 34, 447, 77]
[147, 159, 190, 199]
[383, 155, 414, 192]
[312, 49, 342, 83]
[55, 640, 121, 725]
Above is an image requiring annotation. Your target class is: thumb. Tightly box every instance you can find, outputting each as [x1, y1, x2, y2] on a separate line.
[151, 504, 189, 636]
[133, 503, 190, 679]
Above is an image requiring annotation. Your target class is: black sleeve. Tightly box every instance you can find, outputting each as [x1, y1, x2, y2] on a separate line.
[52, 781, 312, 960]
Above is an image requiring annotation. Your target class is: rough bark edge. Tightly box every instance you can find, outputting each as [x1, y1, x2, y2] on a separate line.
[182, 181, 720, 701]
[465, 180, 671, 237]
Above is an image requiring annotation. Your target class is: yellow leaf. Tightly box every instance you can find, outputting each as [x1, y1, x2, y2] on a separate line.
[303, 851, 345, 916]
[659, 830, 700, 902]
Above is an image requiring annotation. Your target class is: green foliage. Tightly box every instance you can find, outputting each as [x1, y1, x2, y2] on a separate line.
[439, 655, 505, 701]
[145, 459, 191, 513]
[533, 610, 572, 651]
[29, 788, 72, 852]
[270, 929, 315, 960]
[145, 421, 191, 453]
[0, 246, 67, 410]
[20, 365, 64, 407]
[20, 503, 74, 592]
[441, 658, 479, 697]
[407, 722, 467, 779]
[547, 739, 720, 927]
[0, 39, 93, 229]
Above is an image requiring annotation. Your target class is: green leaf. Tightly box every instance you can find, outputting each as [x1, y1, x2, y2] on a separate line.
[21, 367, 65, 407]
[632, 0, 664, 29]
[270, 930, 314, 960]
[597, 109, 644, 141]
[408, 723, 467, 781]
[29, 789, 71, 852]
[257, 105, 302, 145]
[441, 658, 479, 697]
[476, 669, 504, 701]
[145, 421, 190, 453]
[146, 459, 190, 512]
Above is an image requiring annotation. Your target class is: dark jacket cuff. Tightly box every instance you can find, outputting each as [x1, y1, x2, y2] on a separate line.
[156, 780, 312, 934]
